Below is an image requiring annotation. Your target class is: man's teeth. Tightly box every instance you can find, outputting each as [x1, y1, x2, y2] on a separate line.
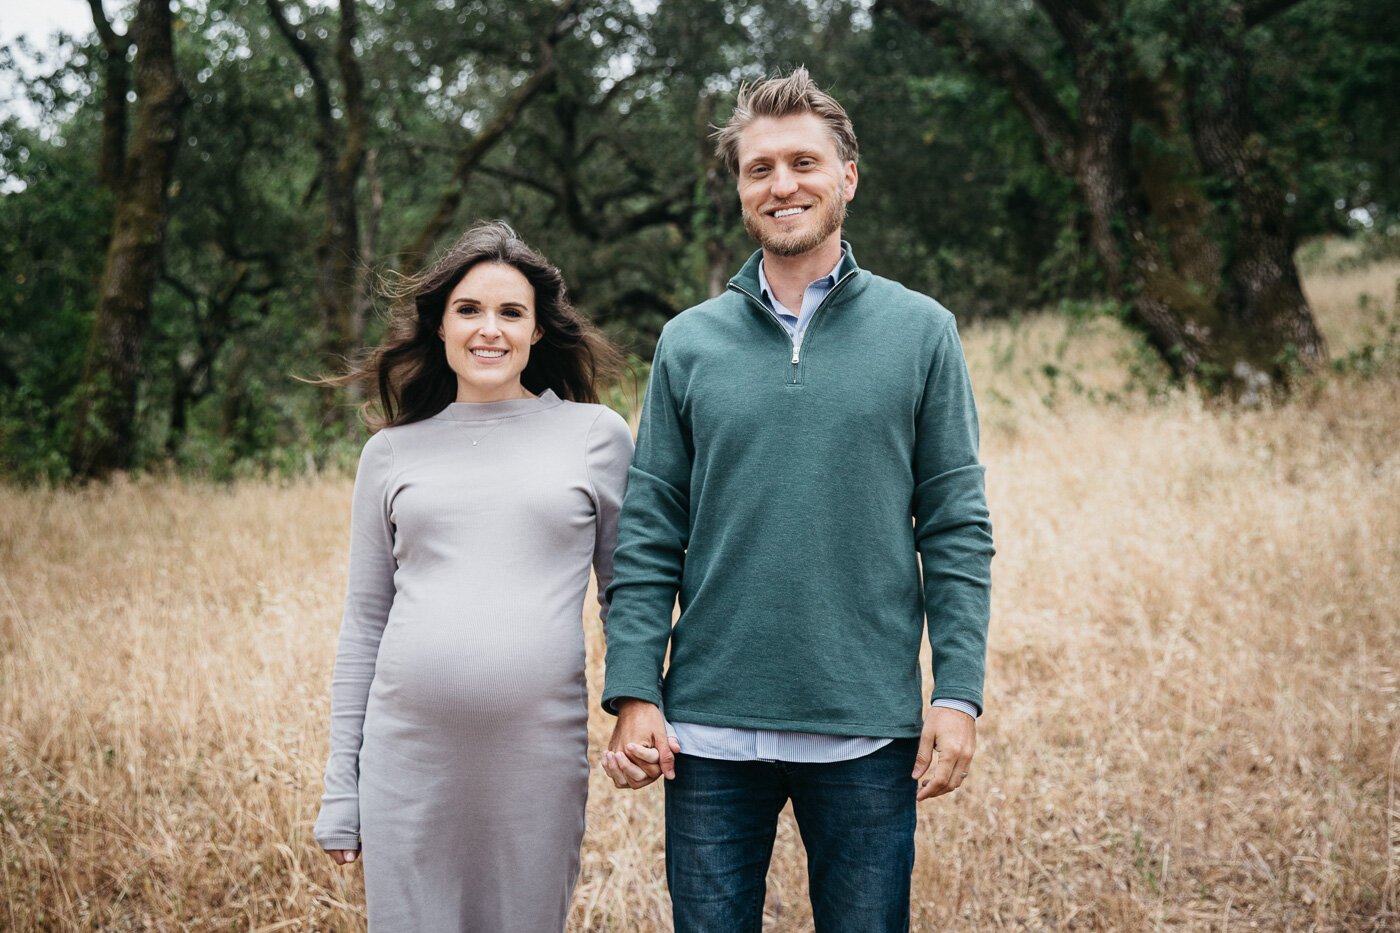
[774, 207, 806, 218]
[471, 349, 506, 358]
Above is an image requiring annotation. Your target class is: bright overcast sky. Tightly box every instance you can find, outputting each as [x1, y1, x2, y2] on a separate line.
[1, 0, 96, 133]
[2, 0, 94, 47]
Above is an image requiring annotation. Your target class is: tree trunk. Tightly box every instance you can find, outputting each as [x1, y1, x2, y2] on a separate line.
[266, 0, 366, 433]
[70, 0, 188, 478]
[879, 0, 1326, 396]
[1182, 0, 1326, 391]
[696, 92, 737, 298]
[162, 264, 252, 458]
[86, 0, 131, 191]
[1055, 12, 1213, 373]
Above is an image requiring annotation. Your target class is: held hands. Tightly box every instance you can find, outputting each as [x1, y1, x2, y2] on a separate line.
[913, 705, 977, 801]
[601, 698, 680, 789]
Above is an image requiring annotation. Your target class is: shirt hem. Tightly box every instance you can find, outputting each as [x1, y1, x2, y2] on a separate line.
[665, 707, 923, 738]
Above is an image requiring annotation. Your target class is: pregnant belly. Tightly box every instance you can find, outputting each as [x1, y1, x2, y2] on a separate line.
[370, 613, 586, 727]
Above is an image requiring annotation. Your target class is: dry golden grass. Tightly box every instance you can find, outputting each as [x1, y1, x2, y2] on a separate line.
[2, 246, 1397, 930]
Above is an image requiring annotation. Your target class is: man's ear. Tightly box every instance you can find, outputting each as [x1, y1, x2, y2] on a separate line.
[843, 161, 859, 203]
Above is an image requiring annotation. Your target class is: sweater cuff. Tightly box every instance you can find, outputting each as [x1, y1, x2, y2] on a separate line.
[601, 682, 663, 716]
[316, 834, 360, 852]
[313, 796, 361, 852]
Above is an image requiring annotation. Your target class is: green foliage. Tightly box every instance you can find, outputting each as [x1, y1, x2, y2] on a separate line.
[1250, 0, 1400, 236]
[1, 0, 1396, 480]
[0, 106, 109, 480]
[1329, 297, 1400, 379]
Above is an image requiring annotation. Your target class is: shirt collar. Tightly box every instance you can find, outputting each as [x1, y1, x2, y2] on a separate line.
[757, 249, 846, 308]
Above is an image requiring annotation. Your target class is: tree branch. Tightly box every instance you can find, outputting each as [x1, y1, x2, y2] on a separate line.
[265, 0, 335, 141]
[86, 0, 127, 49]
[476, 164, 564, 200]
[1244, 0, 1309, 28]
[334, 0, 368, 191]
[1036, 0, 1107, 57]
[878, 0, 1077, 175]
[398, 0, 583, 267]
[87, 0, 132, 188]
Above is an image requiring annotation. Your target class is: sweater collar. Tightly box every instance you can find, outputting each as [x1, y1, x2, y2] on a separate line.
[730, 241, 862, 299]
[434, 388, 563, 422]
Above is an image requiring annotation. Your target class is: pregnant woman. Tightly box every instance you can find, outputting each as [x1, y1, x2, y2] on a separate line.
[312, 221, 631, 931]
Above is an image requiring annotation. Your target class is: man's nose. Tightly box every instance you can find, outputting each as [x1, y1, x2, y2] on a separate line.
[771, 166, 798, 198]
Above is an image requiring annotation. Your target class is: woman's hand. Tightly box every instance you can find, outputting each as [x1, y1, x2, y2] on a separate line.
[326, 849, 359, 866]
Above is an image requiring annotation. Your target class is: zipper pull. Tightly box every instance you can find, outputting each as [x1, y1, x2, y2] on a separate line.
[792, 344, 800, 365]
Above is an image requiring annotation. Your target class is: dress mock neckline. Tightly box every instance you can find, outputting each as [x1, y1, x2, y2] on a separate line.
[435, 388, 562, 423]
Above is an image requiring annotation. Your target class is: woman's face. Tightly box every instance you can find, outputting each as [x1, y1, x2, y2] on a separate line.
[438, 262, 543, 403]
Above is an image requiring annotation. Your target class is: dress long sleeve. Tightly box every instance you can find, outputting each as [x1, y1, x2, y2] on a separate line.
[584, 408, 634, 628]
[314, 431, 396, 851]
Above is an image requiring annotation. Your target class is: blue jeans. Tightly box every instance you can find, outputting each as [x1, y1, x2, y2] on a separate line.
[664, 738, 918, 933]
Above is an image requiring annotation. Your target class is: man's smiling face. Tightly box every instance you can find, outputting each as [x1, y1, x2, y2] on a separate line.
[735, 112, 858, 258]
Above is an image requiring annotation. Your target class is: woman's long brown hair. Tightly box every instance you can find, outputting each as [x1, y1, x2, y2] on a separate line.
[335, 221, 624, 429]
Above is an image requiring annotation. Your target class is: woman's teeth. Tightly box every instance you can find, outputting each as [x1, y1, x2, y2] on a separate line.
[471, 349, 506, 358]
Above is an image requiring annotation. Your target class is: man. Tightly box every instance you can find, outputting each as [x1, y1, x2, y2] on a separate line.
[600, 68, 994, 932]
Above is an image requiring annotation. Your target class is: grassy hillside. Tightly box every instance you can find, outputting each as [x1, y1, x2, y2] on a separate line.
[2, 243, 1396, 930]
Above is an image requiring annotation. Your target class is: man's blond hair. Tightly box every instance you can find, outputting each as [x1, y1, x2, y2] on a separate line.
[714, 67, 859, 177]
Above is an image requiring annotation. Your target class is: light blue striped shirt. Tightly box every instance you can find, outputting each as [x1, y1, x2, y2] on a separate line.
[666, 253, 980, 764]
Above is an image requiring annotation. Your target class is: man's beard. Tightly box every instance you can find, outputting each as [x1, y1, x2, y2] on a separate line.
[742, 186, 847, 257]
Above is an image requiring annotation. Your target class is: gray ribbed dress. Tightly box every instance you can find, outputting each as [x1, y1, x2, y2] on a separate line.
[313, 390, 632, 932]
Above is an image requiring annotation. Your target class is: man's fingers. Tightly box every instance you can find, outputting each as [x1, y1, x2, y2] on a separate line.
[948, 744, 974, 792]
[917, 741, 974, 800]
[656, 731, 677, 779]
[917, 751, 957, 800]
[911, 736, 935, 780]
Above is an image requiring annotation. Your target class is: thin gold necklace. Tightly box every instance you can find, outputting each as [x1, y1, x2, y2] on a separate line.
[458, 388, 534, 446]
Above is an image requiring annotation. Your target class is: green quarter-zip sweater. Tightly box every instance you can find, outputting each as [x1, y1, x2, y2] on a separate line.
[601, 246, 994, 737]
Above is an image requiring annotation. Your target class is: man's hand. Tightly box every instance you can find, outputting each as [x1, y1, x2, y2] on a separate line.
[602, 698, 680, 789]
[325, 849, 358, 866]
[913, 705, 976, 800]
